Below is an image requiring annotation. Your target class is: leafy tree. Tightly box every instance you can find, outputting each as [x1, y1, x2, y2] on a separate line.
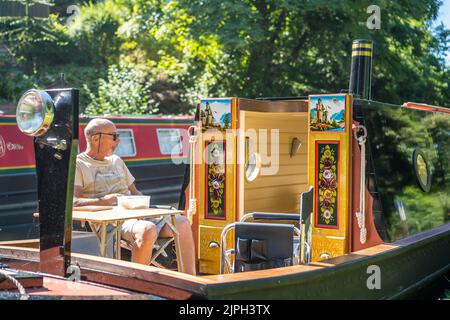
[84, 62, 156, 115]
[0, 1, 70, 74]
[114, 0, 222, 113]
[67, 0, 123, 67]
[1, 0, 449, 115]
[177, 0, 449, 107]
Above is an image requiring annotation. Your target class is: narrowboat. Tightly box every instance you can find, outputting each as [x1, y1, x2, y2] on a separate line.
[0, 114, 193, 241]
[0, 40, 449, 300]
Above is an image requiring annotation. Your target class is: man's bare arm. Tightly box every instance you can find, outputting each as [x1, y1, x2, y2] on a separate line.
[128, 183, 142, 195]
[73, 185, 121, 206]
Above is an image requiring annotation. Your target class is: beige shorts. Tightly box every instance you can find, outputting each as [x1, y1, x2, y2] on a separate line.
[121, 217, 167, 245]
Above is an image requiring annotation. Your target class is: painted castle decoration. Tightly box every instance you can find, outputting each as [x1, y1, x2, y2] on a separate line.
[200, 99, 232, 132]
[309, 95, 346, 132]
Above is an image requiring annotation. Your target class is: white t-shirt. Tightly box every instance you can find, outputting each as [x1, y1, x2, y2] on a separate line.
[74, 152, 135, 198]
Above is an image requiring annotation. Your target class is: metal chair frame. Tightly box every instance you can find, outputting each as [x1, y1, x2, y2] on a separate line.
[220, 222, 301, 274]
[220, 186, 314, 274]
[239, 213, 311, 265]
[119, 205, 179, 269]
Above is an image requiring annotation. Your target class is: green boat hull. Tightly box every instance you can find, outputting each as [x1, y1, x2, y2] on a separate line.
[203, 223, 450, 300]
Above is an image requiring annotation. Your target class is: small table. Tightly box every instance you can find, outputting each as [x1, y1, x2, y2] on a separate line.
[72, 207, 185, 273]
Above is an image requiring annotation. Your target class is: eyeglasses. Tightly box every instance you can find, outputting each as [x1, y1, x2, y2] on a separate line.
[92, 132, 120, 141]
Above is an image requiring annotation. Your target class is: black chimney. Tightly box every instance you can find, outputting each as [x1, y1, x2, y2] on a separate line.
[348, 40, 373, 100]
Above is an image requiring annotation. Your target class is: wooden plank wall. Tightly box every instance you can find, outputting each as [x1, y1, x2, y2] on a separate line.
[242, 112, 309, 215]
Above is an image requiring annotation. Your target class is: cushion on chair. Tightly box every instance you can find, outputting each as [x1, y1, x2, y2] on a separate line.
[234, 222, 294, 272]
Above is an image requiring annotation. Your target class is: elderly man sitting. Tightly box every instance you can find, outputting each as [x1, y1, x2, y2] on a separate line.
[73, 118, 196, 275]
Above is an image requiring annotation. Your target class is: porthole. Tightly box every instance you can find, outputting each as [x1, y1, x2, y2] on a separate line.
[245, 152, 261, 182]
[413, 149, 431, 192]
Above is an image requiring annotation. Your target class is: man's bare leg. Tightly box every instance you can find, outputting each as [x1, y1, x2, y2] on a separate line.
[160, 215, 196, 275]
[131, 221, 158, 265]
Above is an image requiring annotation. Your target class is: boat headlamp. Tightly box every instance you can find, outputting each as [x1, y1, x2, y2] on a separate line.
[16, 89, 55, 137]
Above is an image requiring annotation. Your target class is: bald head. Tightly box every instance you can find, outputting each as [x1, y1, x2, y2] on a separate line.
[84, 118, 115, 144]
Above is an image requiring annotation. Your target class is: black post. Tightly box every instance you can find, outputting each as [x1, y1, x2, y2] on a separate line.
[348, 40, 373, 100]
[36, 88, 78, 276]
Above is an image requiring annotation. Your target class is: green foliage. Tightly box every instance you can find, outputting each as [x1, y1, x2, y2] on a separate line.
[177, 0, 449, 106]
[0, 13, 70, 74]
[389, 186, 445, 239]
[84, 63, 155, 115]
[364, 104, 450, 242]
[38, 63, 105, 110]
[0, 72, 39, 103]
[67, 0, 123, 66]
[0, 0, 449, 114]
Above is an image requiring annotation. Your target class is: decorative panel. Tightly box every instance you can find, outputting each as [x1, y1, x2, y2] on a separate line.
[205, 140, 226, 219]
[315, 142, 339, 229]
[309, 95, 346, 133]
[200, 99, 232, 132]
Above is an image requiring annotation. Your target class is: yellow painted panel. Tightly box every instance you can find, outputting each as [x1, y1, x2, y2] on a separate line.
[308, 94, 352, 261]
[245, 184, 309, 201]
[269, 164, 308, 175]
[311, 235, 347, 261]
[260, 154, 307, 165]
[198, 100, 238, 227]
[197, 98, 239, 272]
[244, 197, 300, 213]
[245, 173, 307, 189]
[245, 164, 308, 180]
[198, 225, 234, 275]
[244, 131, 307, 145]
[263, 143, 308, 156]
[276, 133, 309, 143]
[246, 114, 308, 130]
[241, 110, 310, 218]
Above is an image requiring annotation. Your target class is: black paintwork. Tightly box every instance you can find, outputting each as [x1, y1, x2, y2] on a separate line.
[35, 88, 78, 275]
[349, 40, 373, 100]
[353, 99, 450, 242]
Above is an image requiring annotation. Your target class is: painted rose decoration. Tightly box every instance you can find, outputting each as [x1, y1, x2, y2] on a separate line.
[317, 144, 338, 226]
[207, 142, 225, 217]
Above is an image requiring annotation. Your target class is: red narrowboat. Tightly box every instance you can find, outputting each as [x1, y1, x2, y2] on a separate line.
[0, 115, 193, 240]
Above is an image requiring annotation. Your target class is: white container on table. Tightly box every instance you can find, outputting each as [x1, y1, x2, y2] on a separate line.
[117, 195, 151, 210]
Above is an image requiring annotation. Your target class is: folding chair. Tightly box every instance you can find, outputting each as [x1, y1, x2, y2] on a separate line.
[234, 186, 314, 266]
[220, 222, 297, 273]
[119, 205, 178, 270]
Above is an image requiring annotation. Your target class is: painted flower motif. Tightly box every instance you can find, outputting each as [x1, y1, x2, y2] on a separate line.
[323, 169, 333, 180]
[318, 144, 338, 226]
[320, 178, 329, 190]
[322, 199, 332, 209]
[329, 179, 337, 190]
[211, 200, 220, 209]
[212, 180, 223, 199]
[323, 159, 333, 169]
[209, 170, 224, 183]
[323, 190, 333, 199]
[207, 142, 226, 216]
